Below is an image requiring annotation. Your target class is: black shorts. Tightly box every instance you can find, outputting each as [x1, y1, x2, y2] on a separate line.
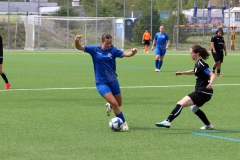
[188, 91, 212, 107]
[212, 50, 224, 63]
[0, 35, 3, 64]
[144, 40, 150, 46]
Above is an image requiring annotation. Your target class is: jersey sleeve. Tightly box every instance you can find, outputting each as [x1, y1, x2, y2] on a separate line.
[196, 60, 209, 73]
[166, 34, 170, 41]
[210, 35, 215, 42]
[112, 47, 124, 58]
[203, 68, 211, 75]
[154, 34, 158, 41]
[84, 46, 96, 55]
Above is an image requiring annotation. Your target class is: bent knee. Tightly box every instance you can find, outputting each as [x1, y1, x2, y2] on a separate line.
[190, 105, 198, 113]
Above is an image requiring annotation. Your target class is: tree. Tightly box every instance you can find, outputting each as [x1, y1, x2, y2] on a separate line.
[53, 5, 79, 16]
[53, 5, 79, 30]
[82, 0, 123, 17]
[163, 12, 188, 44]
[132, 0, 161, 44]
[155, 0, 177, 11]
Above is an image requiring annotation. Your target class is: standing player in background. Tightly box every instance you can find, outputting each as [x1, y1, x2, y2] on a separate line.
[155, 45, 215, 130]
[142, 28, 151, 53]
[151, 25, 170, 72]
[0, 35, 10, 90]
[211, 28, 227, 77]
[75, 33, 137, 131]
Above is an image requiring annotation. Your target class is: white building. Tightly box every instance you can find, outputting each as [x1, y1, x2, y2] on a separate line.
[182, 9, 223, 25]
[224, 7, 240, 26]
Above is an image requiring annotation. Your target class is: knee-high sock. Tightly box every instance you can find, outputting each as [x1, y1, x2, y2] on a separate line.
[146, 46, 148, 52]
[195, 109, 211, 125]
[167, 104, 183, 122]
[155, 60, 159, 69]
[116, 112, 126, 123]
[158, 60, 163, 70]
[1, 72, 9, 83]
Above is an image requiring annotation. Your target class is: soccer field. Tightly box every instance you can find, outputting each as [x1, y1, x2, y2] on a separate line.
[1, 50, 240, 160]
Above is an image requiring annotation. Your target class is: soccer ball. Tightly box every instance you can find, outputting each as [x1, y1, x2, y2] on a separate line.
[109, 117, 123, 131]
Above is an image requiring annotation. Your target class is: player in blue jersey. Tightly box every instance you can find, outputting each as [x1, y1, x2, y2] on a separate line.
[155, 45, 216, 130]
[75, 33, 137, 130]
[151, 25, 170, 72]
[0, 35, 10, 90]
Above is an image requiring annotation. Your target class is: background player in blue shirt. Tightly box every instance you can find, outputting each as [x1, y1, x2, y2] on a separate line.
[151, 25, 170, 72]
[75, 33, 137, 130]
[155, 45, 216, 130]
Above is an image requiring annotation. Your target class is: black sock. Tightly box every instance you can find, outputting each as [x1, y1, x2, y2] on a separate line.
[217, 70, 221, 74]
[212, 67, 215, 71]
[195, 109, 210, 125]
[167, 104, 183, 122]
[1, 72, 9, 83]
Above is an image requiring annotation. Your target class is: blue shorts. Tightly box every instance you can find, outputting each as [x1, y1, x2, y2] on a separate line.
[96, 81, 121, 96]
[155, 48, 166, 56]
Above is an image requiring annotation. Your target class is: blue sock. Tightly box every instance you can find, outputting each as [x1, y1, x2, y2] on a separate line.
[155, 60, 159, 69]
[158, 61, 163, 70]
[116, 112, 126, 123]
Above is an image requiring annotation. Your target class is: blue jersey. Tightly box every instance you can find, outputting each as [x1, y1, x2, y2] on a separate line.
[84, 45, 124, 84]
[154, 32, 169, 50]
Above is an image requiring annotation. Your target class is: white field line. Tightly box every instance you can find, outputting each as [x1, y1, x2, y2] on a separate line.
[3, 53, 240, 56]
[1, 84, 240, 92]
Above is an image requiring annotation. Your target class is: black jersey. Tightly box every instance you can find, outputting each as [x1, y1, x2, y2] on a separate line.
[211, 35, 225, 51]
[0, 35, 3, 64]
[0, 35, 3, 57]
[194, 59, 213, 94]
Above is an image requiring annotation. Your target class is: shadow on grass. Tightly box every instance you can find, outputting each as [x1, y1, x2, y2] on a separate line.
[130, 126, 190, 134]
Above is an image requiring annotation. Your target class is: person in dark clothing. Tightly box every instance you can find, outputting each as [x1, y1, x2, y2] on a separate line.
[155, 45, 215, 130]
[0, 35, 10, 90]
[211, 28, 227, 77]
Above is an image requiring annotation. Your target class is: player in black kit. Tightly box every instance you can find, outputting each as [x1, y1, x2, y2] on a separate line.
[0, 35, 10, 89]
[211, 28, 227, 77]
[155, 45, 216, 130]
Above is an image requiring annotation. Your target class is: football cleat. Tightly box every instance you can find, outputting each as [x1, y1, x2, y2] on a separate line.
[105, 103, 112, 116]
[4, 83, 10, 90]
[155, 120, 171, 128]
[122, 122, 129, 130]
[200, 124, 214, 130]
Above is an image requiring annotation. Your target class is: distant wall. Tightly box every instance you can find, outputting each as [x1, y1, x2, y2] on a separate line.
[0, 2, 57, 13]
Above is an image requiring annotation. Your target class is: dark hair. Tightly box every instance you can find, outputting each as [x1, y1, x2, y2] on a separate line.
[145, 28, 148, 30]
[215, 28, 224, 35]
[191, 45, 210, 60]
[101, 33, 112, 42]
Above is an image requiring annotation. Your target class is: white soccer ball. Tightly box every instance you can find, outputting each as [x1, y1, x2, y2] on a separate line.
[109, 117, 123, 131]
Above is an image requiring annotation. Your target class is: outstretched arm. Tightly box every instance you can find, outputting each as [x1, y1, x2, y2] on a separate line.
[75, 35, 84, 51]
[174, 70, 194, 76]
[122, 48, 137, 57]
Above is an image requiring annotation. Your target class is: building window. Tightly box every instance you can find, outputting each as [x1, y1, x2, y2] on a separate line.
[235, 12, 240, 21]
